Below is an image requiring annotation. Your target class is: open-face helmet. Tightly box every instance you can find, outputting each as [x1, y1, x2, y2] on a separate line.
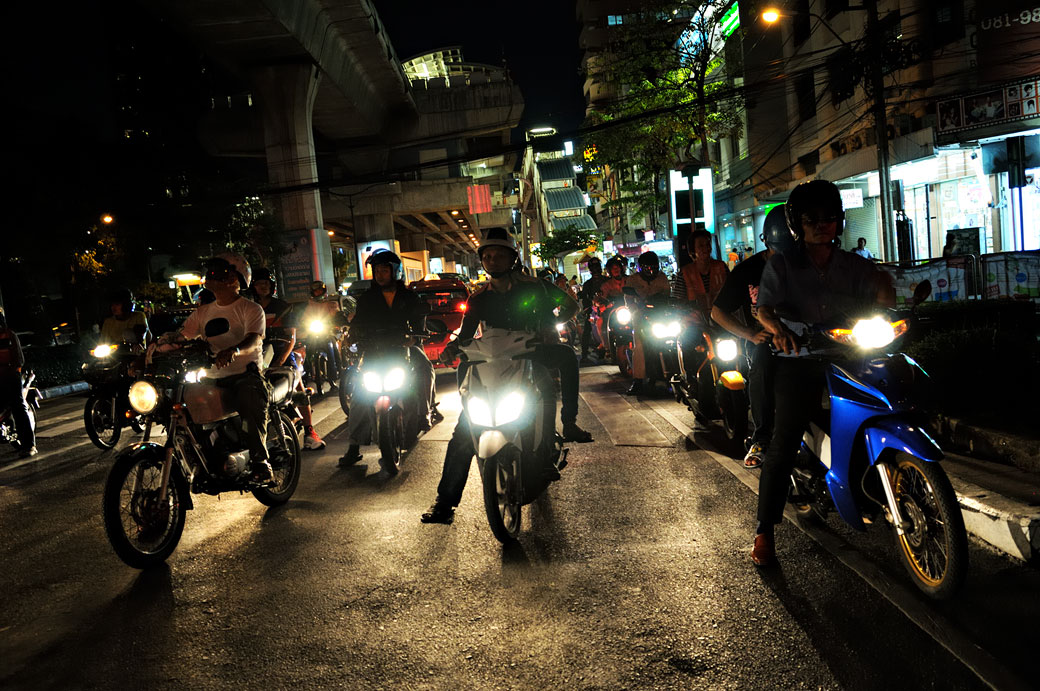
[604, 256, 626, 277]
[310, 280, 327, 298]
[477, 227, 519, 278]
[214, 251, 251, 290]
[636, 251, 660, 279]
[366, 248, 403, 281]
[761, 204, 795, 254]
[107, 287, 134, 315]
[785, 180, 845, 242]
[252, 268, 277, 297]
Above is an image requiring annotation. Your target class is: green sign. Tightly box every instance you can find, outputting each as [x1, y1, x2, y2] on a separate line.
[721, 2, 740, 38]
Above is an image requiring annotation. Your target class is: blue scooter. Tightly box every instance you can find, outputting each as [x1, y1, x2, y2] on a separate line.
[786, 281, 968, 600]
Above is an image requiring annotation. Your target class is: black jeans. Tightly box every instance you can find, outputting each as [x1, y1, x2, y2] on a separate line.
[214, 366, 271, 462]
[438, 364, 555, 507]
[756, 357, 827, 526]
[748, 341, 777, 447]
[0, 369, 34, 448]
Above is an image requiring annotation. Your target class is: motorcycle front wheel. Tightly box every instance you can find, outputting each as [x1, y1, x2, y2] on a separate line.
[312, 353, 329, 395]
[338, 368, 353, 416]
[889, 453, 968, 600]
[85, 394, 121, 450]
[616, 343, 632, 377]
[719, 387, 749, 446]
[482, 450, 522, 544]
[253, 411, 302, 506]
[102, 450, 187, 568]
[376, 408, 402, 475]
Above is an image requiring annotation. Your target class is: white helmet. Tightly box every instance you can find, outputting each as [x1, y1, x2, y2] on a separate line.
[215, 251, 252, 290]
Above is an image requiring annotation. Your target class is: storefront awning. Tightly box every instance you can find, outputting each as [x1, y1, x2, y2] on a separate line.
[545, 187, 588, 212]
[537, 158, 576, 183]
[551, 214, 597, 232]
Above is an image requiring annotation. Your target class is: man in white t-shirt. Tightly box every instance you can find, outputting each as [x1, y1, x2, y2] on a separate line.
[180, 257, 273, 483]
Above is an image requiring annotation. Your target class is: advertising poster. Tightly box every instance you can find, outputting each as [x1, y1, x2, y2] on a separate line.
[279, 229, 318, 303]
[982, 253, 1040, 299]
[885, 262, 969, 304]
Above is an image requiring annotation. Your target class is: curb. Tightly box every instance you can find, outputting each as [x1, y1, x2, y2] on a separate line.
[946, 470, 1040, 562]
[933, 414, 1040, 476]
[39, 381, 90, 400]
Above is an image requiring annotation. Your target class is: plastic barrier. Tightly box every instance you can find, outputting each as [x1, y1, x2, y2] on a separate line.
[980, 251, 1040, 301]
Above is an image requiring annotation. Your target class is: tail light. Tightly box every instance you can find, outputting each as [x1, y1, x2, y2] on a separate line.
[457, 302, 468, 312]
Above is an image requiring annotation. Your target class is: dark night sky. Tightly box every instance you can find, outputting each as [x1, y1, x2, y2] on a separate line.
[372, 0, 587, 137]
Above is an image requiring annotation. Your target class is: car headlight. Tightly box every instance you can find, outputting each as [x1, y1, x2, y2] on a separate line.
[308, 319, 326, 335]
[467, 396, 493, 427]
[383, 367, 406, 392]
[716, 338, 739, 361]
[91, 344, 116, 358]
[128, 380, 159, 414]
[651, 321, 681, 339]
[184, 368, 208, 383]
[363, 371, 383, 393]
[828, 318, 907, 349]
[494, 391, 526, 426]
[616, 307, 632, 325]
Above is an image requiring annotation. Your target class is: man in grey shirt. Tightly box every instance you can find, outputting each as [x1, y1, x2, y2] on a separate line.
[750, 180, 894, 567]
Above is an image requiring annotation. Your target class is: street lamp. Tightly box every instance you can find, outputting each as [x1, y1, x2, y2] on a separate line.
[101, 214, 114, 225]
[760, 4, 897, 261]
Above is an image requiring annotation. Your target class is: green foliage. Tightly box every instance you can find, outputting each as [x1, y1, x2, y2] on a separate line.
[533, 225, 600, 267]
[223, 197, 288, 271]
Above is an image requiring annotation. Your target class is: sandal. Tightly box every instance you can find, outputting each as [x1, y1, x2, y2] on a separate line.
[743, 443, 764, 469]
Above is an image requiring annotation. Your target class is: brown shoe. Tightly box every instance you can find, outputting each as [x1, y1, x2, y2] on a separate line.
[750, 533, 776, 567]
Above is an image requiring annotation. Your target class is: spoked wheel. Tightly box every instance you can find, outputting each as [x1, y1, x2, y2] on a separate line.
[377, 408, 402, 476]
[2, 407, 35, 449]
[253, 411, 302, 506]
[85, 394, 121, 450]
[616, 343, 632, 377]
[719, 388, 749, 446]
[889, 454, 968, 600]
[102, 450, 187, 568]
[483, 450, 522, 544]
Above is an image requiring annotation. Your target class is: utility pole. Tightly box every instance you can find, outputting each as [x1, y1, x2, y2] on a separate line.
[866, 0, 896, 262]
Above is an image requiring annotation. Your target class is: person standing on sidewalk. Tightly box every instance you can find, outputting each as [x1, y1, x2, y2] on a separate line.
[710, 205, 793, 469]
[0, 307, 36, 457]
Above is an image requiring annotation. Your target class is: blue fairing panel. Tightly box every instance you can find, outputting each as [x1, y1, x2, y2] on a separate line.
[864, 419, 944, 464]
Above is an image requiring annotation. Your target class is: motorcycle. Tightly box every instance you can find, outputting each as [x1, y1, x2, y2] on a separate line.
[298, 314, 348, 395]
[604, 300, 634, 377]
[784, 281, 967, 600]
[81, 343, 148, 449]
[337, 342, 360, 417]
[354, 330, 431, 475]
[455, 329, 568, 544]
[670, 326, 749, 448]
[102, 339, 303, 568]
[0, 369, 41, 450]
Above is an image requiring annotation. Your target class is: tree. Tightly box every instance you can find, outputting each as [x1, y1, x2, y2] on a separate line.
[583, 0, 744, 228]
[533, 224, 600, 268]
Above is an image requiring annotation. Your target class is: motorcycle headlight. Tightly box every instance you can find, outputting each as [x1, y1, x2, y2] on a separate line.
[383, 367, 406, 392]
[494, 391, 526, 426]
[184, 368, 208, 383]
[128, 380, 159, 414]
[716, 338, 739, 361]
[308, 319, 326, 335]
[651, 321, 681, 339]
[556, 323, 566, 332]
[91, 344, 116, 358]
[828, 318, 907, 349]
[616, 307, 632, 325]
[363, 371, 383, 393]
[467, 396, 493, 427]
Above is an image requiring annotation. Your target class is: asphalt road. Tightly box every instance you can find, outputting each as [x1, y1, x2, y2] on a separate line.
[0, 366, 1036, 690]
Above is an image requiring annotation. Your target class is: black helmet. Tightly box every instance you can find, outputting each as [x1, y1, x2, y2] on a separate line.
[107, 287, 134, 314]
[605, 255, 625, 275]
[785, 180, 845, 242]
[536, 267, 557, 282]
[636, 251, 660, 278]
[310, 280, 327, 298]
[587, 256, 602, 273]
[366, 248, 403, 280]
[252, 267, 277, 296]
[762, 204, 795, 254]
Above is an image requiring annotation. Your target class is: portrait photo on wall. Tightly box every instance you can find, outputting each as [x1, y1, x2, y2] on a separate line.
[938, 99, 962, 131]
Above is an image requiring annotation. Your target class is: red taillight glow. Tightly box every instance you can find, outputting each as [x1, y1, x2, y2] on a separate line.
[457, 302, 468, 312]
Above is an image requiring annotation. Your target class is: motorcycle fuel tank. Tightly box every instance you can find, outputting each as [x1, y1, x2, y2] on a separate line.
[183, 382, 237, 424]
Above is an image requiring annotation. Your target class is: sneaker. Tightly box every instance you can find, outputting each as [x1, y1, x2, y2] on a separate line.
[743, 443, 764, 469]
[304, 428, 326, 450]
[249, 460, 275, 484]
[18, 445, 38, 459]
[420, 499, 455, 524]
[562, 421, 593, 443]
[338, 444, 362, 467]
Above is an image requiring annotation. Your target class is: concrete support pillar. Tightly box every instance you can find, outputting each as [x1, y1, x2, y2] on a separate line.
[252, 63, 334, 295]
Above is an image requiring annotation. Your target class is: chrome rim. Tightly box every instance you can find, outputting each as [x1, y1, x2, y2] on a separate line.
[119, 460, 178, 554]
[90, 399, 119, 444]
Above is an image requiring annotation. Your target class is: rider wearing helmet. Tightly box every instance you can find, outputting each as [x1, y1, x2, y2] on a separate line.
[0, 306, 36, 458]
[750, 180, 894, 567]
[338, 248, 435, 469]
[99, 287, 149, 346]
[710, 205, 794, 470]
[577, 256, 606, 360]
[177, 255, 273, 483]
[420, 227, 592, 525]
[592, 255, 628, 356]
[299, 277, 346, 383]
[623, 251, 672, 395]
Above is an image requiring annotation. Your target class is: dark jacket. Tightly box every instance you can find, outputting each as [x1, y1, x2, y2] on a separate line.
[348, 281, 425, 343]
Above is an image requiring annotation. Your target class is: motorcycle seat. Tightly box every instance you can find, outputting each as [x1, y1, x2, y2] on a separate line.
[265, 367, 294, 405]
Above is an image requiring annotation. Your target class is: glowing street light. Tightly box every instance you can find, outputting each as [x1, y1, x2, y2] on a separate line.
[450, 210, 460, 216]
[761, 8, 780, 23]
[101, 214, 114, 225]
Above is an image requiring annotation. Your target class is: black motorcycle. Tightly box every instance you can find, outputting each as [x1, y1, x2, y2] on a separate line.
[82, 343, 148, 449]
[102, 339, 303, 568]
[0, 369, 41, 451]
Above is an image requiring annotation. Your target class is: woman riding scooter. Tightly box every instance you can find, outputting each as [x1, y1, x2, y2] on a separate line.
[624, 252, 671, 395]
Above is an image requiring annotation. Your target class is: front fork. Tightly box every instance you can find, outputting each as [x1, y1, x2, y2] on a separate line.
[876, 463, 911, 535]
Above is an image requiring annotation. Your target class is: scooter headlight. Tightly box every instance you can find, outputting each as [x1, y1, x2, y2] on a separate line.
[716, 338, 739, 361]
[556, 323, 566, 332]
[363, 371, 383, 393]
[651, 321, 681, 339]
[383, 367, 406, 392]
[308, 319, 326, 335]
[91, 344, 116, 358]
[494, 391, 526, 426]
[184, 368, 208, 383]
[467, 396, 493, 427]
[616, 307, 632, 325]
[128, 380, 159, 414]
[828, 317, 907, 349]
